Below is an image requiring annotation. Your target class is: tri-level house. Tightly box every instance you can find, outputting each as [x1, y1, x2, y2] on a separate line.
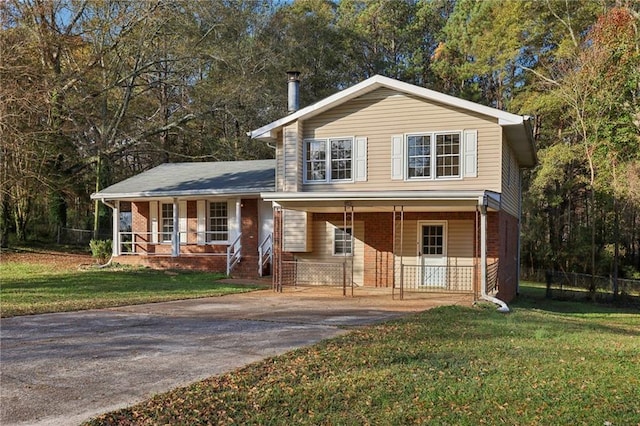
[92, 74, 535, 307]
[249, 74, 536, 306]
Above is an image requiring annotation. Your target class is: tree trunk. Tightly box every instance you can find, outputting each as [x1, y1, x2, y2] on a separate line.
[613, 197, 619, 300]
[93, 155, 102, 239]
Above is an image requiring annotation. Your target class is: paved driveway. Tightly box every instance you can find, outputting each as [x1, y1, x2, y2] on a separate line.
[1, 287, 471, 426]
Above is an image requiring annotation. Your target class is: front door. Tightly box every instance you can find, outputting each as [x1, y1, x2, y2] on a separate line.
[419, 222, 447, 287]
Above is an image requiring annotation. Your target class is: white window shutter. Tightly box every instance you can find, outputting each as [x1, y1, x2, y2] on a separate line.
[197, 200, 206, 245]
[354, 136, 367, 182]
[179, 201, 187, 245]
[391, 135, 404, 180]
[150, 201, 159, 244]
[463, 130, 478, 178]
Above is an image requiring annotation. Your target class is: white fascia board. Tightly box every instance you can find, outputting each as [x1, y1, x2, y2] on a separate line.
[249, 75, 528, 140]
[91, 189, 272, 201]
[377, 75, 525, 125]
[260, 190, 491, 203]
[249, 78, 383, 140]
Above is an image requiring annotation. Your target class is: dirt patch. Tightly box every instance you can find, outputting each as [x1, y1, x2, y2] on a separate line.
[0, 249, 93, 272]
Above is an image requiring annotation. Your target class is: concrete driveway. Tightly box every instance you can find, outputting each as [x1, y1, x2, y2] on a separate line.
[1, 287, 471, 426]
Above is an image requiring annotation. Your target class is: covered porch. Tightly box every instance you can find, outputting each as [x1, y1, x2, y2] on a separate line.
[265, 191, 509, 302]
[102, 197, 273, 277]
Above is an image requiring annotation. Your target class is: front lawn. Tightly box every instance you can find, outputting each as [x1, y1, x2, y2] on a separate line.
[86, 285, 640, 425]
[0, 258, 266, 317]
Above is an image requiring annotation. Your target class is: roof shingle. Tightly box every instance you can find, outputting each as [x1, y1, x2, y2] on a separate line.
[91, 159, 275, 200]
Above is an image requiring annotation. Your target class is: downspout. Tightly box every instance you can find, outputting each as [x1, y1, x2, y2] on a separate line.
[97, 198, 115, 268]
[517, 168, 523, 295]
[478, 199, 510, 313]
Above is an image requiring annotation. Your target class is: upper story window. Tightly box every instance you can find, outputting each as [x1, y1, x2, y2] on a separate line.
[435, 133, 460, 178]
[405, 132, 461, 180]
[305, 137, 353, 183]
[408, 135, 431, 178]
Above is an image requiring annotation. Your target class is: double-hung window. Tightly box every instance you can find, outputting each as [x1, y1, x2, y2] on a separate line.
[408, 135, 431, 178]
[333, 226, 353, 256]
[161, 203, 173, 242]
[435, 133, 460, 178]
[208, 202, 228, 242]
[406, 132, 461, 179]
[305, 137, 353, 183]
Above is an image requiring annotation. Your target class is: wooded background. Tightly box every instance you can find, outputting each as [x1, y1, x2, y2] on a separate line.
[1, 0, 639, 279]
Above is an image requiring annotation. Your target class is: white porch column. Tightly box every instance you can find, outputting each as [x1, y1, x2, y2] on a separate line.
[172, 198, 179, 257]
[480, 204, 487, 294]
[112, 200, 120, 256]
[236, 198, 242, 237]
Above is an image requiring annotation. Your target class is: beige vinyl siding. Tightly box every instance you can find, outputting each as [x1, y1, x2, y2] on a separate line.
[301, 88, 502, 192]
[500, 138, 520, 217]
[296, 220, 364, 286]
[394, 219, 474, 266]
[283, 209, 311, 252]
[283, 122, 300, 191]
[276, 130, 284, 191]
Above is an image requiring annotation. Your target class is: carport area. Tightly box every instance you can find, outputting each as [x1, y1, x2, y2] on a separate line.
[1, 287, 472, 426]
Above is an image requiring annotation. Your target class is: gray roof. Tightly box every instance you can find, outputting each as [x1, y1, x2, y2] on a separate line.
[91, 159, 275, 200]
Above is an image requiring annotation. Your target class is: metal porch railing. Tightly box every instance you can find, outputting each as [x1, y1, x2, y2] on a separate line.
[397, 264, 475, 299]
[258, 234, 272, 277]
[226, 233, 242, 276]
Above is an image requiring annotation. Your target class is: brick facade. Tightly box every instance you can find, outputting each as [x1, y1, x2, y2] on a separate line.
[495, 211, 519, 302]
[119, 199, 266, 277]
[273, 209, 520, 302]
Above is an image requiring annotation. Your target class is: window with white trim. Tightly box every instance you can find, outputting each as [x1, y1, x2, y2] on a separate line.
[408, 134, 431, 178]
[333, 226, 353, 256]
[208, 202, 228, 242]
[435, 133, 460, 178]
[305, 137, 353, 183]
[161, 203, 173, 242]
[405, 131, 461, 179]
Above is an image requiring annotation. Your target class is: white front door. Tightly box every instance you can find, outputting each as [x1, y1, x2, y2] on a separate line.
[419, 222, 447, 287]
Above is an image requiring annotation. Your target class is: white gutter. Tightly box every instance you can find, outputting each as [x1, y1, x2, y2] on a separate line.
[90, 189, 273, 201]
[261, 190, 500, 203]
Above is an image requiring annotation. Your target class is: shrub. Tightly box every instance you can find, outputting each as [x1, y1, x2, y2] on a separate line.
[89, 239, 112, 264]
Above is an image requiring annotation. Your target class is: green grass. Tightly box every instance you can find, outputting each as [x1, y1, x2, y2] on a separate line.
[0, 262, 266, 317]
[86, 284, 640, 425]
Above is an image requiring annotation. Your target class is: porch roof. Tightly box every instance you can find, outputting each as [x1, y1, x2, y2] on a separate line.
[91, 159, 275, 201]
[262, 190, 501, 212]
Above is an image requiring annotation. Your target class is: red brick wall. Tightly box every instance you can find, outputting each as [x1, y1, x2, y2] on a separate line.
[114, 255, 227, 272]
[120, 198, 263, 276]
[495, 211, 519, 302]
[131, 201, 152, 253]
[241, 199, 259, 255]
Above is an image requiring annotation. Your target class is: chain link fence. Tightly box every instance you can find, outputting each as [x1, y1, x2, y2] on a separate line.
[521, 269, 640, 304]
[56, 227, 110, 246]
[279, 261, 347, 288]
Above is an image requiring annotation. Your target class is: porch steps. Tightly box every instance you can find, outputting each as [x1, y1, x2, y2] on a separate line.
[229, 254, 271, 279]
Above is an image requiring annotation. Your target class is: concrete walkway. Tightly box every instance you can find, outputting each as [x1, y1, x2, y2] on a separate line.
[1, 287, 471, 426]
